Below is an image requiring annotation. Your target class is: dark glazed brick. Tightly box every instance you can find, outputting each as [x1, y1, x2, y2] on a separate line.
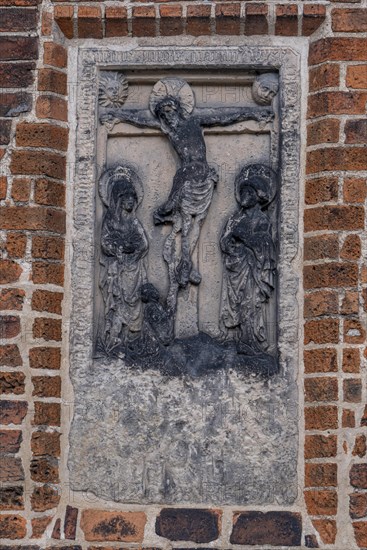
[230, 511, 302, 546]
[305, 534, 319, 548]
[156, 509, 220, 543]
[64, 505, 78, 539]
[0, 36, 38, 61]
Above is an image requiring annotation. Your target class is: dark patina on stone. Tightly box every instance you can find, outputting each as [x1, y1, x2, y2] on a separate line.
[156, 508, 220, 543]
[230, 511, 302, 546]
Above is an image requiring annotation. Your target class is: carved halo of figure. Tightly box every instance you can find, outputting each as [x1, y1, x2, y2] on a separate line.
[252, 73, 279, 106]
[220, 163, 277, 355]
[98, 164, 148, 354]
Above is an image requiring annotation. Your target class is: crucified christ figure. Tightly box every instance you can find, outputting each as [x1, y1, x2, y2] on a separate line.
[100, 77, 274, 297]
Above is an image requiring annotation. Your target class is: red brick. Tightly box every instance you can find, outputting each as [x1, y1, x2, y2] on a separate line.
[32, 235, 64, 260]
[309, 64, 340, 92]
[38, 68, 67, 96]
[11, 178, 31, 202]
[43, 42, 67, 69]
[305, 176, 338, 205]
[353, 522, 367, 548]
[42, 10, 52, 36]
[0, 175, 6, 198]
[305, 405, 338, 430]
[34, 178, 65, 208]
[16, 122, 68, 151]
[304, 263, 358, 290]
[0, 62, 35, 88]
[33, 402, 61, 426]
[244, 3, 268, 35]
[309, 38, 367, 65]
[343, 177, 366, 203]
[0, 456, 24, 482]
[131, 6, 156, 37]
[54, 5, 74, 39]
[30, 455, 59, 483]
[344, 319, 366, 344]
[304, 235, 339, 261]
[305, 434, 337, 459]
[0, 400, 27, 425]
[342, 408, 355, 428]
[0, 372, 25, 395]
[343, 378, 362, 402]
[304, 206, 364, 231]
[6, 233, 27, 258]
[1, 206, 65, 233]
[0, 345, 22, 367]
[275, 4, 298, 36]
[187, 5, 211, 36]
[361, 405, 367, 426]
[33, 317, 62, 341]
[159, 5, 183, 36]
[307, 119, 340, 146]
[32, 290, 63, 315]
[52, 517, 61, 539]
[341, 235, 361, 260]
[305, 491, 338, 516]
[78, 6, 103, 39]
[215, 3, 241, 35]
[30, 347, 61, 370]
[302, 4, 326, 36]
[350, 494, 367, 519]
[105, 6, 128, 37]
[304, 290, 338, 318]
[0, 36, 38, 61]
[31, 515, 53, 538]
[32, 375, 61, 398]
[64, 505, 78, 540]
[308, 92, 367, 118]
[305, 463, 337, 486]
[346, 65, 367, 89]
[343, 348, 360, 373]
[311, 519, 336, 544]
[345, 119, 367, 144]
[31, 430, 60, 456]
[0, 514, 26, 539]
[0, 486, 24, 510]
[36, 95, 67, 122]
[305, 377, 338, 402]
[0, 429, 22, 453]
[31, 484, 60, 512]
[304, 348, 338, 373]
[0, 119, 12, 145]
[229, 511, 301, 546]
[353, 434, 366, 458]
[10, 149, 66, 179]
[0, 7, 37, 31]
[0, 315, 21, 339]
[351, 464, 367, 489]
[0, 92, 32, 117]
[0, 260, 22, 284]
[32, 261, 64, 285]
[332, 8, 367, 32]
[81, 510, 146, 542]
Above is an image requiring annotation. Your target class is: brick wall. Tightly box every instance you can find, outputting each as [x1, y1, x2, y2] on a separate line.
[0, 1, 366, 548]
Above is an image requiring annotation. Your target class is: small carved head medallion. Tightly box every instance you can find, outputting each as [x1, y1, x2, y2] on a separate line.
[99, 72, 129, 108]
[252, 73, 279, 106]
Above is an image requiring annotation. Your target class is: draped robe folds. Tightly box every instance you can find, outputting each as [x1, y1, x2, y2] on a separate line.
[220, 207, 276, 352]
[100, 210, 148, 340]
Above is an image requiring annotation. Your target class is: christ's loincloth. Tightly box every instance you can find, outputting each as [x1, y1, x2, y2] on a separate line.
[179, 167, 218, 218]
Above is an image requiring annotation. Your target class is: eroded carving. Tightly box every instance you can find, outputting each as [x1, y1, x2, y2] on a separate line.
[252, 73, 279, 106]
[98, 72, 129, 109]
[97, 165, 148, 355]
[220, 164, 277, 354]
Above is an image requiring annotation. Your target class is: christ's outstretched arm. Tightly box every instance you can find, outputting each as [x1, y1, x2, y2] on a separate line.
[195, 106, 274, 127]
[100, 108, 161, 129]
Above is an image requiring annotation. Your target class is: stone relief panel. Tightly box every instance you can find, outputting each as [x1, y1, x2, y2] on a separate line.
[69, 46, 302, 506]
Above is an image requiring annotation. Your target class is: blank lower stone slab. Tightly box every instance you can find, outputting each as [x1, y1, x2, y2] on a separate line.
[69, 43, 303, 506]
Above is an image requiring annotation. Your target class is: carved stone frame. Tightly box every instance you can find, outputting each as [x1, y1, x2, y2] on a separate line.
[70, 43, 303, 380]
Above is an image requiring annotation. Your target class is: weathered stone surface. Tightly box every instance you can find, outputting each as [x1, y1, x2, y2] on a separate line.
[69, 45, 301, 506]
[230, 511, 302, 546]
[156, 508, 220, 542]
[80, 510, 146, 542]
